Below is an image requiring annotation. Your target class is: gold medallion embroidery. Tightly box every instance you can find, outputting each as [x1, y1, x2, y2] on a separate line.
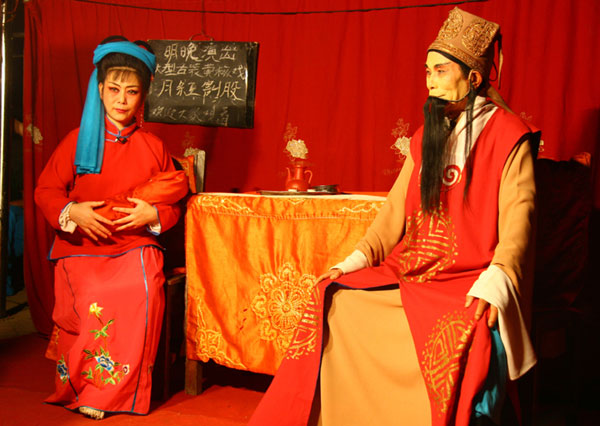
[421, 310, 476, 416]
[396, 206, 457, 282]
[285, 284, 321, 360]
[251, 263, 318, 355]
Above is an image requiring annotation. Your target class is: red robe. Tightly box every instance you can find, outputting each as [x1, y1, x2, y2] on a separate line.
[94, 170, 188, 233]
[249, 107, 535, 426]
[35, 118, 184, 259]
[34, 118, 188, 415]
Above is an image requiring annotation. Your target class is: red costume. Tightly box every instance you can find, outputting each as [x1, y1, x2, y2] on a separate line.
[249, 106, 536, 426]
[35, 117, 187, 414]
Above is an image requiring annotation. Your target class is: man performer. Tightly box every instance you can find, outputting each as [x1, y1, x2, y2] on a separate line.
[250, 7, 539, 426]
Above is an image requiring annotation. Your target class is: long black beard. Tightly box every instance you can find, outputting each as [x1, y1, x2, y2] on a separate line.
[420, 90, 477, 215]
[421, 96, 451, 214]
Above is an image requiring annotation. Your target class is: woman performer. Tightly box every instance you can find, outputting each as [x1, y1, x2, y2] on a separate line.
[34, 36, 189, 419]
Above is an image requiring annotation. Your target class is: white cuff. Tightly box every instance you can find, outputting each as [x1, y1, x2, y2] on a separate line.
[331, 250, 368, 274]
[467, 264, 537, 380]
[58, 202, 77, 234]
[146, 206, 162, 235]
[147, 221, 162, 235]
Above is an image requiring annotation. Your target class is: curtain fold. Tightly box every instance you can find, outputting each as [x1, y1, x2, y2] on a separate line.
[24, 0, 600, 334]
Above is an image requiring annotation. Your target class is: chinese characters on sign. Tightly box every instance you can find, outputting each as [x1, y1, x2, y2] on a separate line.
[145, 40, 259, 128]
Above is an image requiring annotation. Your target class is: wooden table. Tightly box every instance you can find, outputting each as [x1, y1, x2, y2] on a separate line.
[184, 192, 385, 385]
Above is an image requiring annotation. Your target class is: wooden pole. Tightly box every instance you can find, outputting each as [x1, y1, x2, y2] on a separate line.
[0, 1, 10, 318]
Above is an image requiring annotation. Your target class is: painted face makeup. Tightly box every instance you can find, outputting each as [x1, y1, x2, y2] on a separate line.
[425, 51, 471, 102]
[98, 69, 143, 129]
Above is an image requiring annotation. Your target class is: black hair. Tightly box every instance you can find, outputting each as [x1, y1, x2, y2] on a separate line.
[430, 49, 489, 89]
[96, 36, 154, 93]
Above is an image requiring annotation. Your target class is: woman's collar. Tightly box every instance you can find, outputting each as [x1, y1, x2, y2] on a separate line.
[104, 115, 138, 142]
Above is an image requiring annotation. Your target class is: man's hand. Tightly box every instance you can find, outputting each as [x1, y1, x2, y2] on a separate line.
[69, 201, 114, 241]
[315, 268, 343, 284]
[465, 295, 498, 328]
[112, 197, 159, 232]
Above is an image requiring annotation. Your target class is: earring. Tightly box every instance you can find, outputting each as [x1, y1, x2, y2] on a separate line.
[137, 103, 145, 127]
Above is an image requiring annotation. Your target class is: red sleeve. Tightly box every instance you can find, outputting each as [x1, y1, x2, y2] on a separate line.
[150, 133, 187, 233]
[34, 129, 79, 230]
[155, 202, 182, 233]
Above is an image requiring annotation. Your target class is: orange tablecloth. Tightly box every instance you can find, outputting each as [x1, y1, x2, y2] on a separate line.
[185, 193, 385, 375]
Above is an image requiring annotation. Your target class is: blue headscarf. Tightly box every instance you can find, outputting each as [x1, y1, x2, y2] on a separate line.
[74, 41, 156, 174]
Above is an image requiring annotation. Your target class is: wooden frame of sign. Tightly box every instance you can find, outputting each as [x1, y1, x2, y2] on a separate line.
[144, 40, 259, 128]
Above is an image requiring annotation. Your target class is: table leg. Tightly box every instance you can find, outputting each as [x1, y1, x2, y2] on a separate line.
[185, 358, 205, 395]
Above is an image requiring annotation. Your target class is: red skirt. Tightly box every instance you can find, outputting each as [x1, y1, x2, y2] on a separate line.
[45, 245, 165, 415]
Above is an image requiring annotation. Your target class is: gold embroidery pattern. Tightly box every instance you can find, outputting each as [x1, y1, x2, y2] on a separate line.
[26, 122, 44, 146]
[421, 310, 476, 416]
[193, 296, 247, 370]
[282, 198, 307, 206]
[436, 8, 463, 40]
[391, 136, 411, 158]
[251, 263, 317, 355]
[285, 284, 321, 360]
[396, 207, 457, 282]
[462, 21, 498, 57]
[390, 117, 411, 162]
[337, 202, 383, 215]
[197, 195, 255, 215]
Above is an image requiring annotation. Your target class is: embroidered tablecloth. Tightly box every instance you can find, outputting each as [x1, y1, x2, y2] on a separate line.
[185, 192, 385, 375]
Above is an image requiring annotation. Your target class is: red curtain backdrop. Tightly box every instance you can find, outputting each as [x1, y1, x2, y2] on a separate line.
[23, 0, 600, 334]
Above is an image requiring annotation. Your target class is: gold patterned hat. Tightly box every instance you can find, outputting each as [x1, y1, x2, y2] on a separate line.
[428, 7, 501, 81]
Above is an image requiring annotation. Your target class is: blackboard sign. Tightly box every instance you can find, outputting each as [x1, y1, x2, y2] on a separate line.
[144, 40, 259, 128]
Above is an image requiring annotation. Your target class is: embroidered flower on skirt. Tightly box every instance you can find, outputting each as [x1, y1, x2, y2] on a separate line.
[57, 355, 69, 384]
[80, 303, 129, 387]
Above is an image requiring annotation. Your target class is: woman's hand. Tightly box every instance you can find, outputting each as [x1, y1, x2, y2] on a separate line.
[465, 295, 498, 328]
[69, 201, 114, 241]
[315, 268, 343, 284]
[112, 197, 159, 232]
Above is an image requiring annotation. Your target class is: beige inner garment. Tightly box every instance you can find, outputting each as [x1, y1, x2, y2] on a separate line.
[317, 288, 431, 426]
